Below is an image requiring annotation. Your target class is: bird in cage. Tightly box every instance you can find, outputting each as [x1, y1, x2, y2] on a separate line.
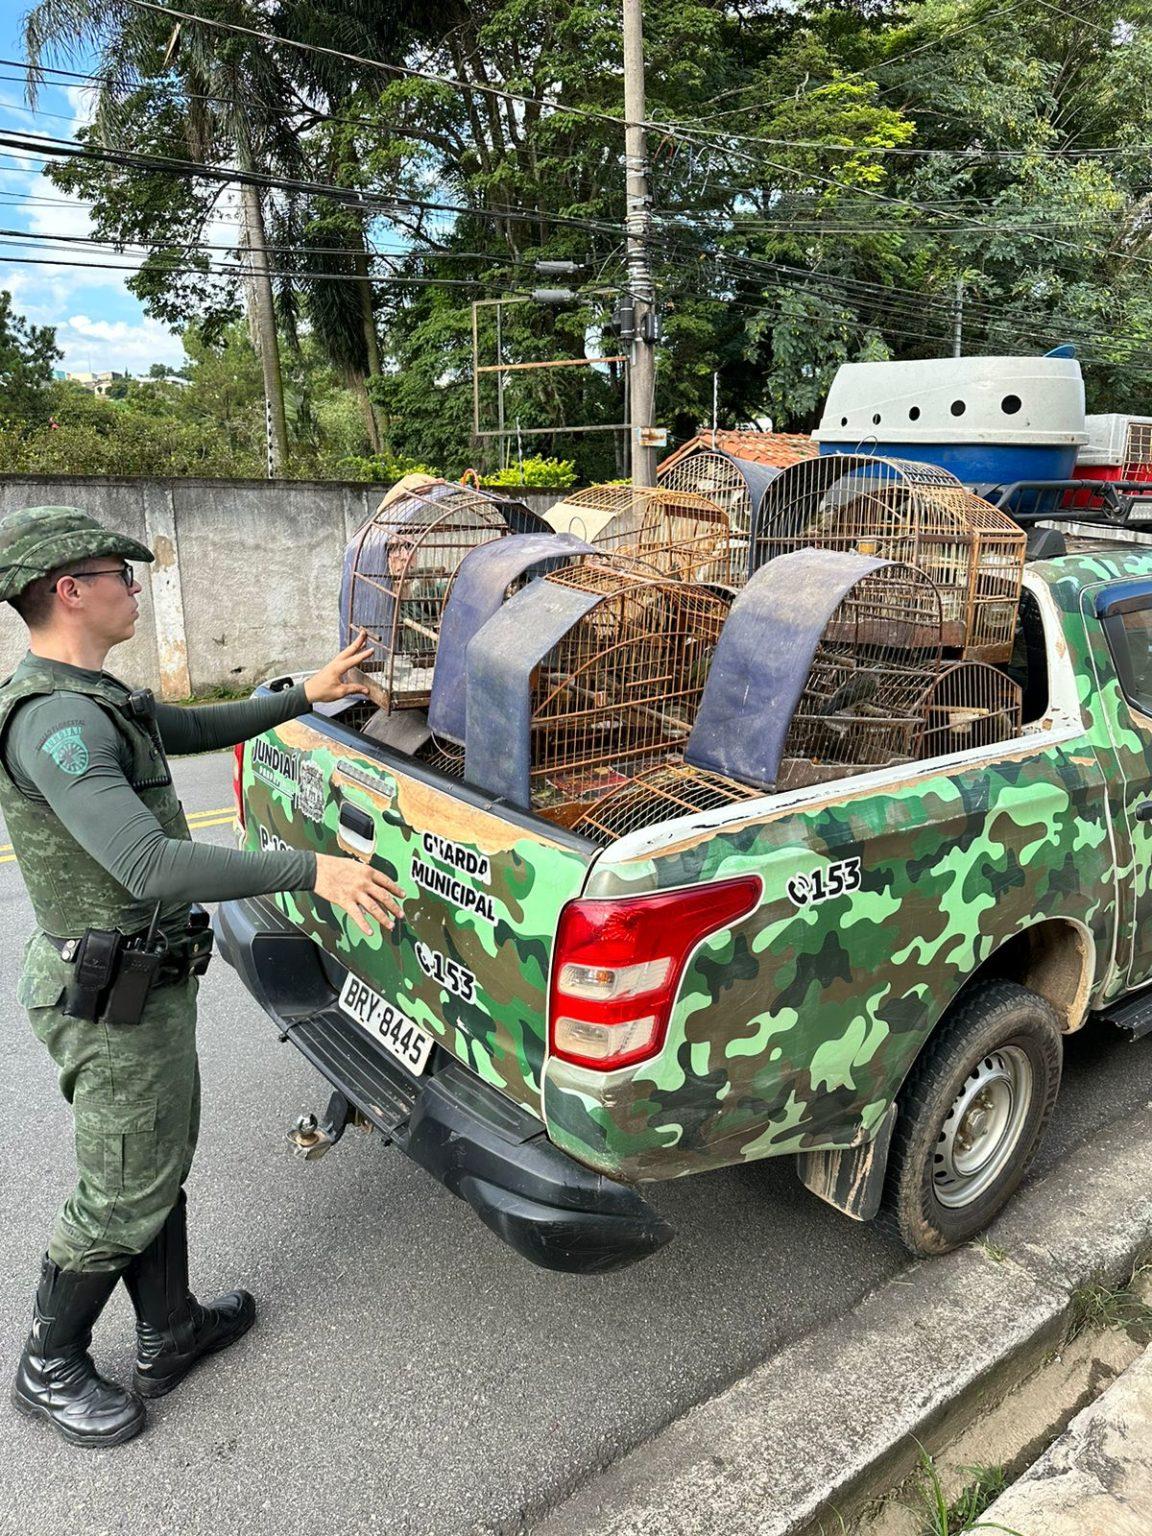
[460, 561, 732, 821]
[752, 454, 1027, 662]
[685, 549, 944, 793]
[340, 482, 546, 711]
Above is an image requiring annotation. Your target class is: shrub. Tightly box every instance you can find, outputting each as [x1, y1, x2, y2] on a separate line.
[479, 455, 577, 489]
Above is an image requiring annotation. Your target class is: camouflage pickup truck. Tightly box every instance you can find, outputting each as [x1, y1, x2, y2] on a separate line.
[215, 547, 1152, 1274]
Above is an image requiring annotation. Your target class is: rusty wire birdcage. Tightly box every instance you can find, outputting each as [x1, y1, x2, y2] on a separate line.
[572, 761, 765, 846]
[339, 480, 540, 710]
[775, 561, 944, 791]
[916, 661, 1023, 761]
[752, 455, 1027, 661]
[463, 562, 731, 822]
[545, 484, 730, 581]
[657, 450, 790, 586]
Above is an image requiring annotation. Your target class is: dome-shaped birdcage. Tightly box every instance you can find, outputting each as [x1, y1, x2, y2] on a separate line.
[572, 761, 765, 846]
[339, 480, 541, 710]
[751, 454, 1027, 661]
[657, 450, 788, 586]
[545, 484, 731, 583]
[915, 661, 1023, 761]
[463, 561, 732, 822]
[776, 561, 944, 790]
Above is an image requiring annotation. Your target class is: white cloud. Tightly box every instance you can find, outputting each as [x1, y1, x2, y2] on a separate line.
[0, 74, 242, 375]
[57, 312, 185, 371]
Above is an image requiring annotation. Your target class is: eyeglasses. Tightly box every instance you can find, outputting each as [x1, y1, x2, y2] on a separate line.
[64, 563, 135, 590]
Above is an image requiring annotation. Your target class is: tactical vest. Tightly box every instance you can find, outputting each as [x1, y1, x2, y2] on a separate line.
[0, 661, 191, 939]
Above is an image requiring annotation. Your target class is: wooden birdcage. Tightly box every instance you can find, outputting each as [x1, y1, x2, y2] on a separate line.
[339, 482, 538, 710]
[657, 450, 786, 587]
[463, 562, 731, 822]
[916, 662, 1023, 761]
[545, 484, 730, 581]
[572, 762, 764, 846]
[752, 455, 1027, 661]
[777, 562, 943, 790]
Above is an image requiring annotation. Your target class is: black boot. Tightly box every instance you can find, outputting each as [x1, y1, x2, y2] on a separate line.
[12, 1256, 146, 1448]
[122, 1192, 255, 1399]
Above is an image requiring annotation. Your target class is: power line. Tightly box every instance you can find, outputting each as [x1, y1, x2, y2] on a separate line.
[0, 131, 636, 255]
[0, 220, 589, 277]
[652, 236, 1149, 355]
[0, 246, 527, 291]
[13, 46, 1150, 161]
[665, 278, 1152, 383]
[118, 0, 659, 138]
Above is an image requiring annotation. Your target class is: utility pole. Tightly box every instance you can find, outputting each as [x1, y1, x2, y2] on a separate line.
[952, 275, 964, 358]
[622, 0, 657, 487]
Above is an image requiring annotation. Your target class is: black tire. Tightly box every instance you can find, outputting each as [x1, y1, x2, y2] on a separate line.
[877, 980, 1062, 1257]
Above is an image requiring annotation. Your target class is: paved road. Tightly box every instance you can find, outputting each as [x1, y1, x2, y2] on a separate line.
[2, 751, 1150, 1536]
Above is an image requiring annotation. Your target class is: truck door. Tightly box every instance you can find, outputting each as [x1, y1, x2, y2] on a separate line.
[1094, 580, 1152, 988]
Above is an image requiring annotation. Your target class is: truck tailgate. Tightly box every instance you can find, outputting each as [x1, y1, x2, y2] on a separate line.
[239, 712, 594, 1117]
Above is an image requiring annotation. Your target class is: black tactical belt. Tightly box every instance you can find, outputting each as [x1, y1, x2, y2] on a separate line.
[41, 904, 214, 1023]
[43, 930, 201, 987]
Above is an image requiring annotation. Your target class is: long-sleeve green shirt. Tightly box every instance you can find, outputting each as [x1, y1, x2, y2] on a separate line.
[3, 654, 317, 907]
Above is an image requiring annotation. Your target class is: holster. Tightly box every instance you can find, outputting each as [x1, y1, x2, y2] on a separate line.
[56, 903, 214, 1026]
[62, 928, 123, 1021]
[185, 904, 214, 977]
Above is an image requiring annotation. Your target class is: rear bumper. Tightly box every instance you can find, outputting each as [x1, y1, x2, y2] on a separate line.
[213, 896, 673, 1274]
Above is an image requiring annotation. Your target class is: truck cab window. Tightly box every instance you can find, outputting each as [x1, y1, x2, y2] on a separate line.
[1003, 588, 1050, 725]
[1103, 599, 1152, 716]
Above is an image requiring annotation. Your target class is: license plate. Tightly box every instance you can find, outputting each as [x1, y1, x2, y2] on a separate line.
[338, 972, 435, 1076]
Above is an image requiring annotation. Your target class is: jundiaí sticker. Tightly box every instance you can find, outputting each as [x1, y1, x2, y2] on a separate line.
[252, 738, 299, 796]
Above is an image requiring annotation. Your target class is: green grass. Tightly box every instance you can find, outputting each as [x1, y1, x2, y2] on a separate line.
[1069, 1268, 1152, 1346]
[911, 1446, 1021, 1536]
[169, 683, 253, 706]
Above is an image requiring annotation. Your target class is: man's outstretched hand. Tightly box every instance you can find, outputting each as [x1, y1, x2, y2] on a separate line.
[314, 854, 406, 936]
[305, 630, 374, 704]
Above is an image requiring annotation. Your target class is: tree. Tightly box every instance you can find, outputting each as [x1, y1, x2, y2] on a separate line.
[24, 0, 304, 469]
[0, 291, 60, 425]
[22, 0, 1152, 477]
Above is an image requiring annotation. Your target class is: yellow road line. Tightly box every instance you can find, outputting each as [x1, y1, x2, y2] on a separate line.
[186, 806, 233, 821]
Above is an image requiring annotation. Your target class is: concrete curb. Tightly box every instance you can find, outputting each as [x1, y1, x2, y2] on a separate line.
[978, 1342, 1152, 1534]
[531, 1105, 1152, 1536]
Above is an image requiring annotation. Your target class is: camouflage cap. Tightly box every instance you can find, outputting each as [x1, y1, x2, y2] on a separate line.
[0, 506, 154, 602]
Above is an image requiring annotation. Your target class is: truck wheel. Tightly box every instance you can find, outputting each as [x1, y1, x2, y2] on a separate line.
[878, 980, 1062, 1257]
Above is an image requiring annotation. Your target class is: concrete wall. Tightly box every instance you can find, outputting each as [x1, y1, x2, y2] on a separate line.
[0, 475, 566, 696]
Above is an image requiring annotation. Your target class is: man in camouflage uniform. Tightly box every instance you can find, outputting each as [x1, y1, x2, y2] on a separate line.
[0, 506, 405, 1447]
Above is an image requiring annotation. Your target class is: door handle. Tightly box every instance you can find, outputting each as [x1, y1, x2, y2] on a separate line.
[1135, 800, 1152, 822]
[338, 803, 375, 841]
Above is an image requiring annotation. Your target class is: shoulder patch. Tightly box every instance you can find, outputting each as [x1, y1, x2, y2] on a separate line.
[41, 724, 90, 776]
[35, 715, 84, 752]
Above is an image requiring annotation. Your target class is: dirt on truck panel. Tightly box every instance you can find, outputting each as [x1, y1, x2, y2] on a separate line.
[242, 715, 592, 1116]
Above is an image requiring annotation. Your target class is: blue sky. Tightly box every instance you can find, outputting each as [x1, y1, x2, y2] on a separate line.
[0, 2, 187, 373]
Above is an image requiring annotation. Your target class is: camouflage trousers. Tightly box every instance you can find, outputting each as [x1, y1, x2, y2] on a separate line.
[19, 931, 200, 1274]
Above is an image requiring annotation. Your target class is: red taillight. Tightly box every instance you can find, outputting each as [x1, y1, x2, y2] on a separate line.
[548, 876, 761, 1071]
[232, 742, 246, 832]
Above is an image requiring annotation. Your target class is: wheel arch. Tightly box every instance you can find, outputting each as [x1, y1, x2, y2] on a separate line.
[953, 917, 1097, 1035]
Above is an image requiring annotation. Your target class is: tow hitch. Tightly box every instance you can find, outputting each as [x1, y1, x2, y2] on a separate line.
[286, 1090, 372, 1159]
